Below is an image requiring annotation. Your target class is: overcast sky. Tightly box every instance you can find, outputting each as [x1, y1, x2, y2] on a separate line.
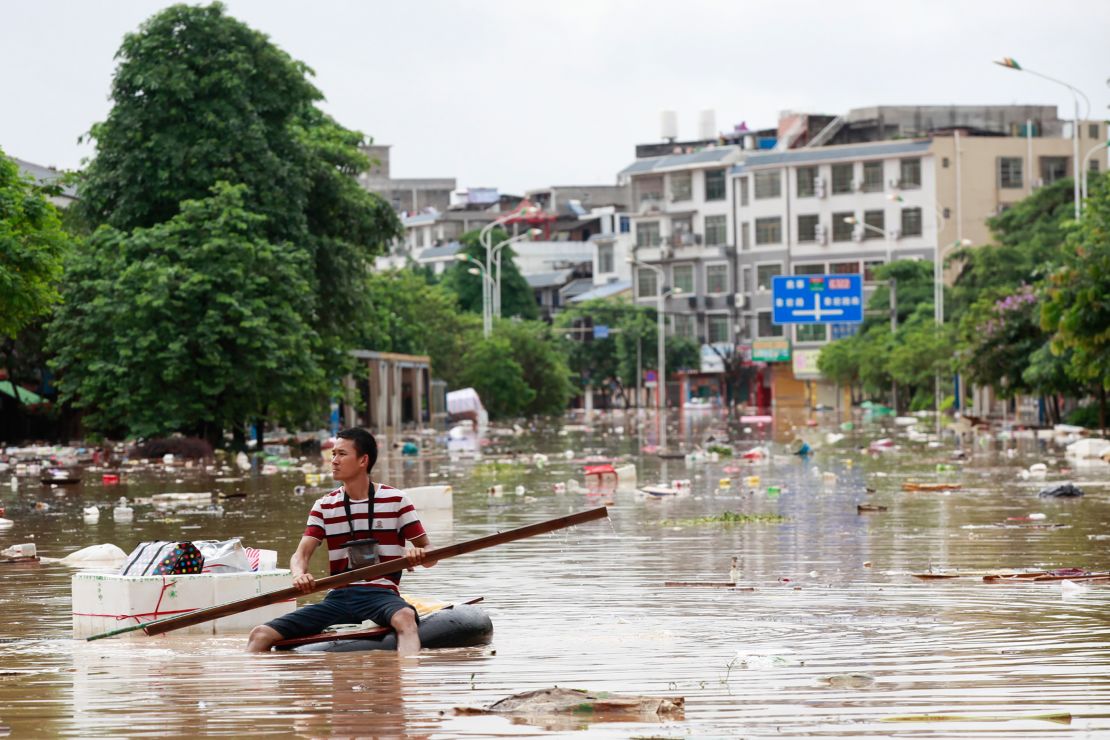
[3, 0, 1108, 194]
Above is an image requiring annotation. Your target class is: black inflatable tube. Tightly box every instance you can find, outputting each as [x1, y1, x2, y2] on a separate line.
[291, 604, 494, 653]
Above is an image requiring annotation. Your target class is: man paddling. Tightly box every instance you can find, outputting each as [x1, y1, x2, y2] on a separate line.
[247, 428, 432, 654]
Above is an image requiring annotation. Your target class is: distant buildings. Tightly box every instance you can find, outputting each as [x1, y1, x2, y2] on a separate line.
[364, 104, 1108, 415]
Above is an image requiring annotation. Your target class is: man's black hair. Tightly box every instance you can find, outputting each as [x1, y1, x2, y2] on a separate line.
[336, 428, 378, 472]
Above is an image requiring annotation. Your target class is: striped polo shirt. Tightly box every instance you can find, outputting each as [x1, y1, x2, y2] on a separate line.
[304, 482, 426, 590]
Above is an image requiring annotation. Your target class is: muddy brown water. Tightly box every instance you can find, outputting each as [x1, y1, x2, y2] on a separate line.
[2, 411, 1109, 737]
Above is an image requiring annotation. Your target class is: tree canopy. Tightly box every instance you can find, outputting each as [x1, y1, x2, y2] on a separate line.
[53, 2, 400, 439]
[0, 150, 70, 340]
[49, 183, 324, 442]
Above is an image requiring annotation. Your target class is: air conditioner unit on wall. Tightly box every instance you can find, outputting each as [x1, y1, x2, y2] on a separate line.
[814, 224, 828, 245]
[814, 176, 827, 198]
[888, 228, 902, 240]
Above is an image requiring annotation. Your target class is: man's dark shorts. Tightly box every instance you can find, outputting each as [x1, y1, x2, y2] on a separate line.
[265, 587, 418, 639]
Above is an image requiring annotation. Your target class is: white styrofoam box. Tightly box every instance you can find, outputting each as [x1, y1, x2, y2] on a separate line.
[72, 569, 293, 638]
[255, 549, 278, 571]
[404, 485, 453, 512]
[212, 569, 296, 632]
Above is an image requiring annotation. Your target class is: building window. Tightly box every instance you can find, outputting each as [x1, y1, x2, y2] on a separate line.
[756, 263, 782, 291]
[757, 311, 783, 337]
[863, 210, 884, 239]
[705, 169, 726, 201]
[831, 163, 854, 194]
[597, 244, 614, 273]
[1040, 156, 1068, 184]
[863, 260, 884, 281]
[998, 157, 1023, 188]
[673, 264, 695, 294]
[636, 221, 661, 247]
[740, 222, 750, 250]
[1090, 123, 1101, 139]
[830, 260, 859, 274]
[794, 263, 824, 275]
[753, 170, 782, 199]
[832, 211, 854, 241]
[796, 324, 827, 342]
[861, 161, 884, 192]
[636, 268, 658, 298]
[755, 217, 782, 245]
[707, 315, 730, 344]
[797, 166, 817, 198]
[901, 207, 922, 237]
[704, 215, 727, 246]
[674, 313, 696, 339]
[671, 216, 694, 245]
[899, 158, 921, 188]
[739, 177, 749, 206]
[1092, 158, 1101, 174]
[670, 172, 692, 202]
[706, 264, 728, 294]
[619, 215, 630, 233]
[635, 176, 663, 205]
[797, 214, 819, 242]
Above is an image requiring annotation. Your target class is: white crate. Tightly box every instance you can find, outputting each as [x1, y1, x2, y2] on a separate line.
[72, 569, 294, 638]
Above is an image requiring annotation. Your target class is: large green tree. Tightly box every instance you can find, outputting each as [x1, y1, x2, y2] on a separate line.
[57, 2, 399, 438]
[0, 150, 72, 409]
[0, 151, 70, 342]
[1042, 173, 1110, 429]
[49, 183, 323, 442]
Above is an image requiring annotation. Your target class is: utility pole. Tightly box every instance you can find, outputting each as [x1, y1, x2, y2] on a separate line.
[890, 277, 898, 414]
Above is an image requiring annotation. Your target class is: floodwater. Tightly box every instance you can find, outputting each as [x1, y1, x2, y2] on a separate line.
[2, 410, 1110, 738]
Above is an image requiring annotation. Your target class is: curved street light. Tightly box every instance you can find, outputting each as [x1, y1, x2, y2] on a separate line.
[994, 57, 1089, 220]
[456, 253, 493, 337]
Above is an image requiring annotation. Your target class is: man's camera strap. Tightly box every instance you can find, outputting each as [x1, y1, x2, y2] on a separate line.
[343, 480, 376, 535]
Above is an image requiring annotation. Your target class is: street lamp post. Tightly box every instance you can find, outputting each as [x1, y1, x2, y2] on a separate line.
[455, 253, 492, 337]
[627, 255, 679, 452]
[1081, 139, 1110, 204]
[844, 215, 898, 410]
[994, 57, 1090, 220]
[480, 207, 540, 326]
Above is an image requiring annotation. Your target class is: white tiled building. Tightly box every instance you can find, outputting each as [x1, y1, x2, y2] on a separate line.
[730, 139, 938, 349]
[618, 146, 743, 345]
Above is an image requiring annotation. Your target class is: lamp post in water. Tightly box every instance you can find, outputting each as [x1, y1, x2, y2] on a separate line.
[627, 255, 681, 453]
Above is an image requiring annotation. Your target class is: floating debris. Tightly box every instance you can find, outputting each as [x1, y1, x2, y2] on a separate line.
[659, 512, 786, 526]
[456, 687, 684, 722]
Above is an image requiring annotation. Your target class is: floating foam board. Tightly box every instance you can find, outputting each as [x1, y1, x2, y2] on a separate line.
[72, 569, 294, 638]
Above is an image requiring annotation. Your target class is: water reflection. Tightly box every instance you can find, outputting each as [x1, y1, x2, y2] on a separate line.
[1, 410, 1109, 737]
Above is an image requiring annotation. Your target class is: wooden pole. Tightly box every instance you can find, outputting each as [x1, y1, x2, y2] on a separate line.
[87, 506, 608, 641]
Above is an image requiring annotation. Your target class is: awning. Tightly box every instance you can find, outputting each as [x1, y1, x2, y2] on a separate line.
[0, 382, 45, 404]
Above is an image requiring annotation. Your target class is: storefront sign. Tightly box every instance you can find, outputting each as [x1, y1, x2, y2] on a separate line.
[792, 348, 824, 379]
[751, 338, 790, 363]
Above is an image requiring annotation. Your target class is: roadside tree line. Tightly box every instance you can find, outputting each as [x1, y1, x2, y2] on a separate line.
[818, 175, 1110, 429]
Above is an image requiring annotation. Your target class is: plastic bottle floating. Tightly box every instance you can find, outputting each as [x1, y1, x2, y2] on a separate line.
[553, 482, 567, 494]
[83, 506, 100, 523]
[113, 497, 134, 521]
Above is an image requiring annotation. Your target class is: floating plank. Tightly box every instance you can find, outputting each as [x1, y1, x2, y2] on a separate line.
[901, 482, 962, 492]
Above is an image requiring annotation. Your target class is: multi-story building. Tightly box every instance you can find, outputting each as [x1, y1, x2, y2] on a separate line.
[728, 106, 1107, 408]
[618, 146, 744, 347]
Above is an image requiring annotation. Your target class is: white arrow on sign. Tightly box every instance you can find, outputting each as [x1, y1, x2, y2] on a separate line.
[791, 294, 843, 321]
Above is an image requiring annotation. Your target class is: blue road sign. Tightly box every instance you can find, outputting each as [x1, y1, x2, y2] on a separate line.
[593, 324, 610, 340]
[771, 274, 864, 324]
